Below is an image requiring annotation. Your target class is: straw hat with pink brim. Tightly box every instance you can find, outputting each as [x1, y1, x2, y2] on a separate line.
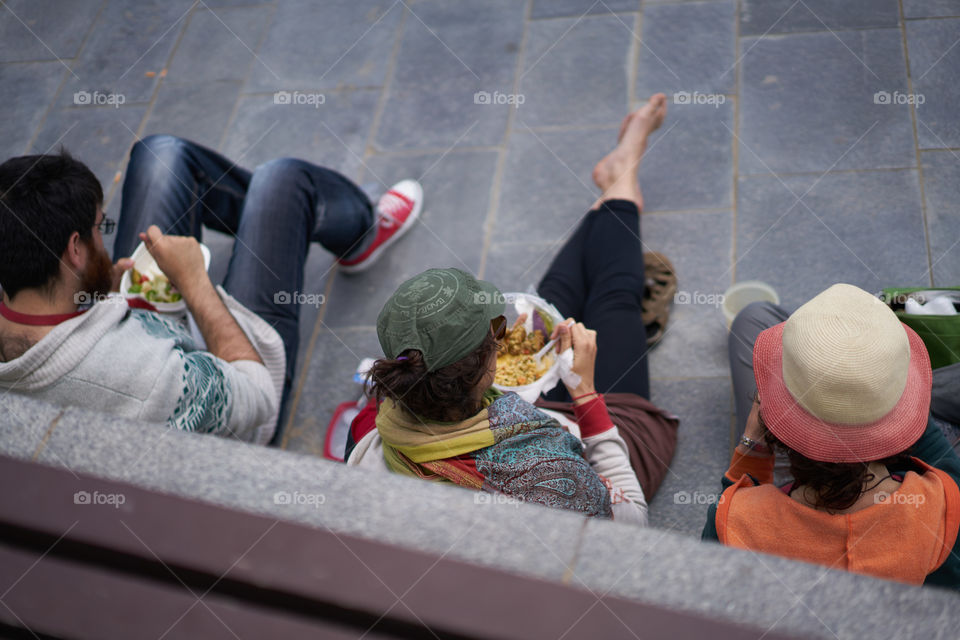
[753, 283, 932, 463]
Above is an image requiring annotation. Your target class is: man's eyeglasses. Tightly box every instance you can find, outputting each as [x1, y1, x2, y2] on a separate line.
[491, 315, 507, 341]
[95, 217, 116, 235]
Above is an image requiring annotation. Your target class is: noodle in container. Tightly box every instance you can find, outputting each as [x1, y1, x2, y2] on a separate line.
[492, 292, 565, 403]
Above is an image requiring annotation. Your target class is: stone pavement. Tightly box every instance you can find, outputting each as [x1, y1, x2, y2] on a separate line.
[1, 0, 958, 536]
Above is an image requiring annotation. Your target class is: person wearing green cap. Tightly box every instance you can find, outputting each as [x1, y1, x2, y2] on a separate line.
[346, 95, 679, 525]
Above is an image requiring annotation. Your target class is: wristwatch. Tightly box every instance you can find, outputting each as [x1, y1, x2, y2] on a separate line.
[738, 435, 772, 454]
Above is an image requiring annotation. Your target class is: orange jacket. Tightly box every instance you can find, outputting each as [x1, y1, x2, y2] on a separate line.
[711, 450, 960, 585]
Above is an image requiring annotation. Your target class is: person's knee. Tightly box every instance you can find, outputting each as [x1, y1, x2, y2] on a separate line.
[736, 300, 779, 321]
[252, 157, 311, 186]
[729, 301, 783, 345]
[131, 135, 187, 161]
[129, 135, 189, 180]
[247, 158, 318, 225]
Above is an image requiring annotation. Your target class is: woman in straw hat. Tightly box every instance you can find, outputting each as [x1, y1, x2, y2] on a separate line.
[344, 96, 680, 524]
[704, 283, 960, 589]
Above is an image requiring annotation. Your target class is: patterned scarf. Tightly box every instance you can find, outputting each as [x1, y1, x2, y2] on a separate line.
[377, 390, 612, 518]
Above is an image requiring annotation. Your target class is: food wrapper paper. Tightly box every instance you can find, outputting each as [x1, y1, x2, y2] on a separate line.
[556, 347, 582, 390]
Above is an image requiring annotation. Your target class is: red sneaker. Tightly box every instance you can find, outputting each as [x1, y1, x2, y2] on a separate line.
[338, 179, 423, 274]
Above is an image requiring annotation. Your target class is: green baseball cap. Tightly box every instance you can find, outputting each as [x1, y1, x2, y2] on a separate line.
[377, 268, 505, 372]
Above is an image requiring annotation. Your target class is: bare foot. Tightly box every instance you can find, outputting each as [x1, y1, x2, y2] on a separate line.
[592, 93, 667, 192]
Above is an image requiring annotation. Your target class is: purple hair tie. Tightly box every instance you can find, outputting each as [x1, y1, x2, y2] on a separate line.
[397, 356, 408, 361]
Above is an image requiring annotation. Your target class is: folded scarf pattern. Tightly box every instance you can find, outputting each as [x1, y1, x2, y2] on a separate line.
[377, 391, 612, 518]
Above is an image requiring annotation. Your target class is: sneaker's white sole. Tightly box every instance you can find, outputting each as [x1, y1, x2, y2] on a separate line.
[338, 183, 423, 274]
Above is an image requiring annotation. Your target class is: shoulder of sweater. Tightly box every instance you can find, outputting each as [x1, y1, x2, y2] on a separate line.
[0, 298, 138, 390]
[347, 429, 391, 472]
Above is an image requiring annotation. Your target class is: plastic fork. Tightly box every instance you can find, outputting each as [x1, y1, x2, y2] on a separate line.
[532, 338, 557, 365]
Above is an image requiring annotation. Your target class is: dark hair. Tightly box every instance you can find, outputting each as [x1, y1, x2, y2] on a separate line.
[367, 331, 501, 422]
[0, 150, 102, 299]
[761, 411, 912, 512]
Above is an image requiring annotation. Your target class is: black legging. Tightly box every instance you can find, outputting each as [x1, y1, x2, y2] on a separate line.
[538, 199, 650, 400]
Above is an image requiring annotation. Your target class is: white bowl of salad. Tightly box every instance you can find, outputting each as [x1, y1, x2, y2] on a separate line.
[120, 241, 211, 313]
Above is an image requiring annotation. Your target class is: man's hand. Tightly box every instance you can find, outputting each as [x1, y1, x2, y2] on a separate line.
[137, 225, 261, 365]
[139, 225, 209, 298]
[110, 257, 135, 292]
[552, 318, 598, 402]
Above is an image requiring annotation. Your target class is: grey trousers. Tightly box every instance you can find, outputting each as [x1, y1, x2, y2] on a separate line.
[728, 302, 789, 433]
[728, 301, 960, 456]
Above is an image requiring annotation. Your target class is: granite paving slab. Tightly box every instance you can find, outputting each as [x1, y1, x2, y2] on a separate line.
[739, 0, 900, 35]
[906, 18, 960, 148]
[920, 150, 960, 287]
[494, 125, 616, 244]
[0, 0, 101, 63]
[29, 105, 148, 189]
[531, 0, 639, 19]
[635, 0, 736, 98]
[643, 210, 733, 378]
[738, 28, 915, 175]
[248, 0, 402, 93]
[56, 0, 194, 108]
[646, 376, 731, 536]
[165, 5, 273, 84]
[637, 100, 734, 212]
[0, 61, 66, 158]
[903, 0, 960, 17]
[736, 169, 928, 309]
[140, 80, 241, 150]
[519, 14, 634, 128]
[222, 88, 380, 176]
[374, 0, 525, 150]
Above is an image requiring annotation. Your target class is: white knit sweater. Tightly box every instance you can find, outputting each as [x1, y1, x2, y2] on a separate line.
[0, 288, 285, 445]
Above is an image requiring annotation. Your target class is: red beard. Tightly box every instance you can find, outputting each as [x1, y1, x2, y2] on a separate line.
[79, 239, 114, 304]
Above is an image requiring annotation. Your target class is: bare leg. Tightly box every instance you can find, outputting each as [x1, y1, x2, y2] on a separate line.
[590, 93, 667, 211]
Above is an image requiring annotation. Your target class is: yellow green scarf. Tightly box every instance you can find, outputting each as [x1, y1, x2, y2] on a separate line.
[377, 389, 501, 474]
[376, 390, 613, 517]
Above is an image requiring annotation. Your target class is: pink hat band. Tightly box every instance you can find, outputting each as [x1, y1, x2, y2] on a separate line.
[752, 284, 932, 463]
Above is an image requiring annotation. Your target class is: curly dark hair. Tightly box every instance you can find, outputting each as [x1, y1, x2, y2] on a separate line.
[760, 408, 913, 512]
[366, 331, 501, 423]
[0, 150, 102, 298]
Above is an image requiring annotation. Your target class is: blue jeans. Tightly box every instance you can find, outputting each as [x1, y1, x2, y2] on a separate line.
[113, 135, 375, 445]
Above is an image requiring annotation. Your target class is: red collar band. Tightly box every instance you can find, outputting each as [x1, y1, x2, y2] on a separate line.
[0, 302, 88, 326]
